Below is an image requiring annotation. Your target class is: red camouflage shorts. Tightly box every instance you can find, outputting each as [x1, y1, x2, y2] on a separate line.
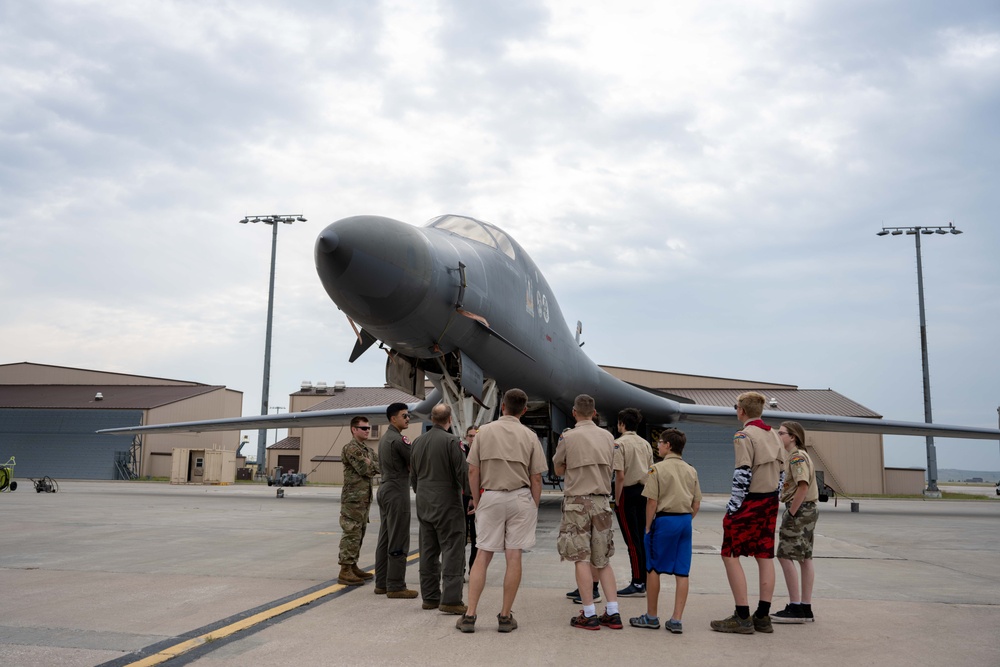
[721, 494, 778, 559]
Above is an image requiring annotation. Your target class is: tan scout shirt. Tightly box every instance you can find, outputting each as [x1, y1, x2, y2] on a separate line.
[553, 420, 615, 496]
[613, 432, 654, 487]
[642, 453, 702, 514]
[734, 422, 784, 494]
[781, 447, 819, 503]
[467, 415, 547, 491]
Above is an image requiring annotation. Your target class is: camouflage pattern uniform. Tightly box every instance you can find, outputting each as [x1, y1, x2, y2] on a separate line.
[338, 436, 380, 566]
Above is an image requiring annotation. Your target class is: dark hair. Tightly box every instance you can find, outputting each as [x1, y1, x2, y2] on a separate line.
[618, 407, 642, 432]
[386, 402, 408, 420]
[350, 415, 369, 429]
[502, 388, 528, 416]
[659, 428, 687, 455]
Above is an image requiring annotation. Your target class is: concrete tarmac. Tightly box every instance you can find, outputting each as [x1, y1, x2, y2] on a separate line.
[1, 481, 998, 666]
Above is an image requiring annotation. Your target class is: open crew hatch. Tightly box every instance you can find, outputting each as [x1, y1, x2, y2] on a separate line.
[426, 214, 516, 261]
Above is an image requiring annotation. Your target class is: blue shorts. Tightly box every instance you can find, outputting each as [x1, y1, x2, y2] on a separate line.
[645, 514, 693, 577]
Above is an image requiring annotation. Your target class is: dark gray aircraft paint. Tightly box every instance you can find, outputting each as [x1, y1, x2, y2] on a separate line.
[101, 214, 1000, 442]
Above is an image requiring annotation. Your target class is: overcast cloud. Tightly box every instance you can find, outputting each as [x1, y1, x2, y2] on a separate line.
[2, 0, 998, 471]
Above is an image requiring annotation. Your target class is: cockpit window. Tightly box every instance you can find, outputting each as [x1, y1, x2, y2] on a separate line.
[426, 215, 516, 261]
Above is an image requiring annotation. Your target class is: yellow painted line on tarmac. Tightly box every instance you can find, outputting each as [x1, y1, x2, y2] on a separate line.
[124, 554, 419, 667]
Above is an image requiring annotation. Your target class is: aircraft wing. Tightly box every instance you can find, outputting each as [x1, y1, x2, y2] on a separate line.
[97, 390, 442, 435]
[672, 403, 1000, 440]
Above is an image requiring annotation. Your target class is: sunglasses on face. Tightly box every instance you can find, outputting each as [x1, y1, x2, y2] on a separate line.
[355, 426, 371, 431]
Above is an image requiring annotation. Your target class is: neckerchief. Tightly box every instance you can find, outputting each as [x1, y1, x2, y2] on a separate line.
[744, 419, 771, 431]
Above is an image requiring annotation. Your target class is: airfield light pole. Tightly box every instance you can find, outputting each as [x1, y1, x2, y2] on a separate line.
[876, 222, 962, 496]
[240, 214, 306, 475]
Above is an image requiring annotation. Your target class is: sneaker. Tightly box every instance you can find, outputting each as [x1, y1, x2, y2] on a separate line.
[665, 619, 683, 634]
[571, 584, 602, 604]
[422, 601, 440, 610]
[440, 603, 468, 615]
[771, 604, 806, 624]
[497, 612, 518, 633]
[386, 588, 419, 599]
[456, 614, 477, 633]
[617, 583, 646, 598]
[571, 611, 601, 631]
[629, 613, 661, 629]
[374, 587, 386, 595]
[801, 607, 814, 622]
[710, 613, 754, 634]
[599, 611, 623, 629]
[752, 614, 773, 634]
[565, 587, 580, 599]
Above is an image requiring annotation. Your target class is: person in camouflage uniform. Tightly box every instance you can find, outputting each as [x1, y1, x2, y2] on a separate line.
[337, 415, 380, 586]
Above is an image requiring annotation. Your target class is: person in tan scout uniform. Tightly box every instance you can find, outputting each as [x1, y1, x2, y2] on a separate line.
[554, 394, 622, 631]
[456, 388, 547, 634]
[629, 428, 701, 634]
[771, 421, 819, 624]
[711, 391, 785, 635]
[613, 407, 654, 598]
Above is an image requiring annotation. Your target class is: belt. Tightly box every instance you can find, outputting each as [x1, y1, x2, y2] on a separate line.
[484, 486, 528, 492]
[655, 511, 690, 518]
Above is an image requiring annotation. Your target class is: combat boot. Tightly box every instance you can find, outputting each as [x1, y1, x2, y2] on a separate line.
[337, 564, 364, 586]
[352, 564, 374, 581]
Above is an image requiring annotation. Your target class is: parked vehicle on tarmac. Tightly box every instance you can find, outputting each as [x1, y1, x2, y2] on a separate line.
[0, 456, 17, 492]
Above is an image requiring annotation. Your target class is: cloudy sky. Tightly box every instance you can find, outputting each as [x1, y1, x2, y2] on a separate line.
[3, 0, 998, 471]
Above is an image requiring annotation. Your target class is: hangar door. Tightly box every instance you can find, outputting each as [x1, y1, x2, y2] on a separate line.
[0, 409, 143, 480]
[668, 423, 745, 494]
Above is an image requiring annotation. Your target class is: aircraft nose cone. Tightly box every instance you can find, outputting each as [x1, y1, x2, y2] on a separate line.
[316, 228, 338, 254]
[314, 215, 432, 326]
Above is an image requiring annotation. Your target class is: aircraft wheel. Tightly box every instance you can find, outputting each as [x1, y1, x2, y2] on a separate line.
[9, 480, 16, 491]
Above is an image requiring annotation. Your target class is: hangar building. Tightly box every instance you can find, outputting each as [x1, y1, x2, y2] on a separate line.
[0, 362, 242, 480]
[265, 381, 424, 483]
[600, 366, 894, 496]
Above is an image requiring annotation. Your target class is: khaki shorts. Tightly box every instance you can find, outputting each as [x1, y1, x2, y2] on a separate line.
[475, 489, 538, 552]
[557, 494, 615, 567]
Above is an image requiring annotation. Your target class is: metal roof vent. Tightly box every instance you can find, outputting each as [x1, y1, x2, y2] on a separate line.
[334, 381, 346, 392]
[768, 397, 778, 408]
[315, 381, 328, 393]
[300, 380, 313, 391]
[95, 392, 104, 401]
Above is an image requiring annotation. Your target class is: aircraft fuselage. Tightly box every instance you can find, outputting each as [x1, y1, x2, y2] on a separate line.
[314, 214, 680, 424]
